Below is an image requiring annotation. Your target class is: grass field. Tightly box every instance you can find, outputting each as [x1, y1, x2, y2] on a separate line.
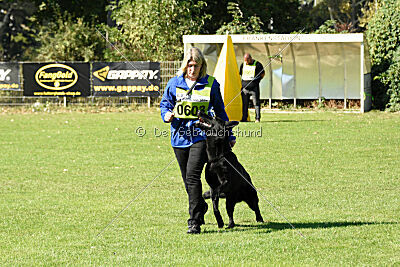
[1, 109, 399, 265]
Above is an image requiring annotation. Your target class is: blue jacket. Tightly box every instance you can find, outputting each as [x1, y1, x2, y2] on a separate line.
[160, 74, 235, 148]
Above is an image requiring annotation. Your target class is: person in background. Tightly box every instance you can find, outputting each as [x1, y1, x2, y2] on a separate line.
[239, 53, 265, 123]
[160, 47, 236, 234]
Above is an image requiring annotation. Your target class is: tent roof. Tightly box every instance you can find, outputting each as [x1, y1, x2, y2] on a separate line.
[183, 34, 364, 44]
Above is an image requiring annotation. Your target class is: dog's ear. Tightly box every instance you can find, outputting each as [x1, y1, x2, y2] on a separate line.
[197, 110, 213, 120]
[225, 121, 239, 129]
[215, 116, 225, 125]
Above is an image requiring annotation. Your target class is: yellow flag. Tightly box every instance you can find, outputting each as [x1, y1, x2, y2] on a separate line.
[213, 35, 243, 121]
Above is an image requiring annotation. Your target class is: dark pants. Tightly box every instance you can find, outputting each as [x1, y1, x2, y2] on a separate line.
[241, 87, 261, 121]
[173, 140, 207, 225]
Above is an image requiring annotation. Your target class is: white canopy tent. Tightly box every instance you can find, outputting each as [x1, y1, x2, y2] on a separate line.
[183, 34, 371, 112]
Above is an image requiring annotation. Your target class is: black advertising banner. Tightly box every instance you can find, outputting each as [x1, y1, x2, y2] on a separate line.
[23, 63, 90, 97]
[0, 63, 20, 90]
[92, 62, 160, 97]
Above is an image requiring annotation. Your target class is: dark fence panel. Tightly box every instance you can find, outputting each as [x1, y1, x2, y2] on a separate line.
[92, 62, 160, 97]
[0, 61, 181, 107]
[23, 63, 90, 97]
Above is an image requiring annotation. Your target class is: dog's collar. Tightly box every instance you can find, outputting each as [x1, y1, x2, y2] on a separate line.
[208, 151, 232, 163]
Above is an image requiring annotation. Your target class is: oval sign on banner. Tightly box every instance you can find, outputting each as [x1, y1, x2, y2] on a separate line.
[35, 64, 78, 90]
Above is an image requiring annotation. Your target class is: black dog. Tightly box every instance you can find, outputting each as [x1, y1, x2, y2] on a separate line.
[196, 111, 264, 228]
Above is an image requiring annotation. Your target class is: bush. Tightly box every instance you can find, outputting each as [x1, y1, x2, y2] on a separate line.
[382, 47, 400, 111]
[34, 12, 106, 61]
[366, 0, 400, 111]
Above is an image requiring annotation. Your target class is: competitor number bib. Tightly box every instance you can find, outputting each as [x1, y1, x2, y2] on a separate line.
[174, 76, 214, 119]
[242, 60, 257, 81]
[175, 101, 208, 119]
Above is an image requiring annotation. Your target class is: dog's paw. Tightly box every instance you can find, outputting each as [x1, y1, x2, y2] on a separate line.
[217, 220, 224, 228]
[227, 222, 235, 229]
[256, 216, 264, 223]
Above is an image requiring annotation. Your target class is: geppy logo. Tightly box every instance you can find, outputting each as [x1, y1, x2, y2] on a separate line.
[0, 69, 11, 81]
[93, 66, 159, 81]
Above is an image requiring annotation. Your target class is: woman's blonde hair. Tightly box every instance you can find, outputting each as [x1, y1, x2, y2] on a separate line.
[179, 47, 207, 79]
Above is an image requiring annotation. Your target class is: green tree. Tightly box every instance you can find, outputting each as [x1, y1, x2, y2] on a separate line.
[313, 19, 352, 33]
[262, 0, 310, 33]
[0, 0, 37, 61]
[383, 48, 400, 111]
[32, 0, 108, 25]
[204, 0, 310, 34]
[201, 0, 231, 34]
[104, 0, 210, 61]
[216, 2, 263, 34]
[366, 0, 400, 110]
[34, 11, 106, 61]
[0, 0, 110, 61]
[359, 0, 382, 29]
[306, 0, 375, 32]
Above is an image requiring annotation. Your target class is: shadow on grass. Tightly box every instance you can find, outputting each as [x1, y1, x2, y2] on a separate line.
[202, 221, 397, 234]
[239, 119, 328, 124]
[261, 119, 327, 123]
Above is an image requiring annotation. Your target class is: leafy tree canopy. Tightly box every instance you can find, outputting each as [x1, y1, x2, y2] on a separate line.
[308, 0, 376, 32]
[0, 0, 383, 62]
[104, 0, 210, 61]
[216, 2, 263, 34]
[34, 11, 106, 61]
[0, 0, 36, 60]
